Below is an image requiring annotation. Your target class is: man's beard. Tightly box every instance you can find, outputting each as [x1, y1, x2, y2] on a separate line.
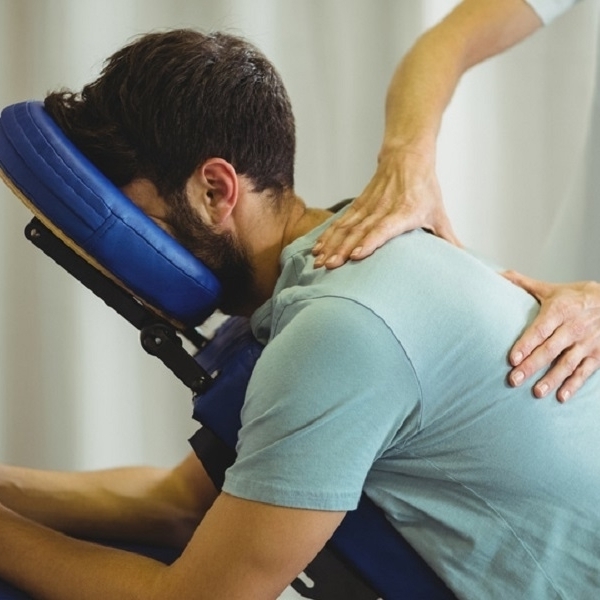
[165, 189, 257, 315]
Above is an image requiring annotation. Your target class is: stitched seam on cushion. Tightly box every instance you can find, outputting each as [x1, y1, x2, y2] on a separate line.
[10, 113, 102, 238]
[19, 104, 218, 294]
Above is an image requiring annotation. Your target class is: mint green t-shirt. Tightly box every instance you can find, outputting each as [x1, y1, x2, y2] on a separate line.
[223, 214, 600, 598]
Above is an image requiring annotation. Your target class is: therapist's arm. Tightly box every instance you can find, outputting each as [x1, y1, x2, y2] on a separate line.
[504, 271, 600, 402]
[313, 0, 543, 268]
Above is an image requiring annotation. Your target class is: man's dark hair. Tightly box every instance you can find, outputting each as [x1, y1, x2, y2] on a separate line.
[44, 29, 296, 200]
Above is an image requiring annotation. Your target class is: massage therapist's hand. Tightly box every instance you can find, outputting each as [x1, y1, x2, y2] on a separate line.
[504, 270, 600, 402]
[312, 148, 462, 269]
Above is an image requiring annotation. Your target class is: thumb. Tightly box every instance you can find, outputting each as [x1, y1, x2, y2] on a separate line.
[502, 270, 551, 301]
[432, 220, 462, 248]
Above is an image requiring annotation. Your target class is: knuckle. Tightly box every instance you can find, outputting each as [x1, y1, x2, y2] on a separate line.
[330, 219, 355, 234]
[581, 356, 600, 376]
[550, 298, 574, 321]
[370, 218, 399, 237]
[540, 337, 562, 359]
[532, 321, 554, 341]
[567, 319, 587, 339]
[557, 351, 581, 375]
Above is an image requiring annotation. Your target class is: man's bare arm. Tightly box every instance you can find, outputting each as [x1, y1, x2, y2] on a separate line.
[0, 451, 217, 547]
[0, 490, 344, 600]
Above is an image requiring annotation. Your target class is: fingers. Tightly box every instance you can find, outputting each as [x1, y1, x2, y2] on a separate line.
[505, 272, 562, 368]
[508, 300, 573, 390]
[313, 192, 458, 269]
[509, 318, 600, 401]
[508, 307, 562, 369]
[313, 206, 412, 269]
[508, 332, 561, 390]
[555, 356, 600, 402]
[514, 341, 584, 398]
[312, 217, 365, 270]
[511, 348, 600, 403]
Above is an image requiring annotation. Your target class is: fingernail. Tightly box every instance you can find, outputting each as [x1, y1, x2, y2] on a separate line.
[350, 246, 362, 259]
[536, 383, 549, 397]
[313, 241, 323, 253]
[559, 390, 570, 403]
[512, 351, 523, 365]
[325, 255, 339, 267]
[314, 253, 325, 266]
[511, 371, 524, 385]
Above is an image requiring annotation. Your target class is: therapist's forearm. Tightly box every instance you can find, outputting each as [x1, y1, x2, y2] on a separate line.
[381, 0, 542, 157]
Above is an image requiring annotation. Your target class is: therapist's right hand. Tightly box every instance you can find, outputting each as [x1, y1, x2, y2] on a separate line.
[312, 148, 462, 269]
[504, 271, 600, 402]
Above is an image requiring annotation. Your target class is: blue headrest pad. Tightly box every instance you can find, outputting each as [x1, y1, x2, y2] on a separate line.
[0, 101, 221, 327]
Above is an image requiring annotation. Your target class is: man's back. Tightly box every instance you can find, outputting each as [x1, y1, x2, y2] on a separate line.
[354, 231, 600, 597]
[227, 212, 600, 598]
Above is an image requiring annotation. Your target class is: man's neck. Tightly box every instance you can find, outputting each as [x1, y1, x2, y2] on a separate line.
[242, 191, 332, 311]
[282, 199, 333, 248]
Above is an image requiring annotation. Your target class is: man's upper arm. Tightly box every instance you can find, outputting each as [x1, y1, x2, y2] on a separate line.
[155, 492, 345, 600]
[225, 296, 421, 512]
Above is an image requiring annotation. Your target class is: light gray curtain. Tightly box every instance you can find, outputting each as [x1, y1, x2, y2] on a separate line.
[0, 0, 598, 474]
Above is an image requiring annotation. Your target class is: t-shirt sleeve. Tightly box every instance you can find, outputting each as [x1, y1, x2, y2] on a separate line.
[524, 0, 580, 24]
[222, 296, 422, 511]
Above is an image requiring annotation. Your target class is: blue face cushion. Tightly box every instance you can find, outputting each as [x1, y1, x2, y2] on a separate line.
[0, 101, 221, 328]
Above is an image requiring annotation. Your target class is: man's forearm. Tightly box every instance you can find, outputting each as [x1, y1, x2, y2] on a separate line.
[0, 490, 345, 600]
[0, 505, 165, 600]
[381, 0, 542, 156]
[0, 453, 215, 547]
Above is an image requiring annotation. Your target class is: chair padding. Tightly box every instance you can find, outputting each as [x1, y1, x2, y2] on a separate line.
[0, 101, 221, 327]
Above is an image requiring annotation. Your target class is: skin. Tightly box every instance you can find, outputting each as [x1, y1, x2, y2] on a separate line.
[503, 271, 600, 401]
[313, 0, 600, 402]
[0, 452, 344, 600]
[313, 0, 543, 267]
[0, 161, 341, 600]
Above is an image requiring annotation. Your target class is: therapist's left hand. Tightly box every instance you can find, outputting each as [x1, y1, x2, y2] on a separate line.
[503, 270, 600, 402]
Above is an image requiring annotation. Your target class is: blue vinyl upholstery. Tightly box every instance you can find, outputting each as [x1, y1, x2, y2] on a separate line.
[0, 101, 221, 328]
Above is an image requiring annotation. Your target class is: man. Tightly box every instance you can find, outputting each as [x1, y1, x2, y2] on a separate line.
[1, 28, 599, 599]
[313, 0, 600, 405]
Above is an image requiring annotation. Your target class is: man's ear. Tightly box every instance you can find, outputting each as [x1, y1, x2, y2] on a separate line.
[186, 158, 239, 227]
